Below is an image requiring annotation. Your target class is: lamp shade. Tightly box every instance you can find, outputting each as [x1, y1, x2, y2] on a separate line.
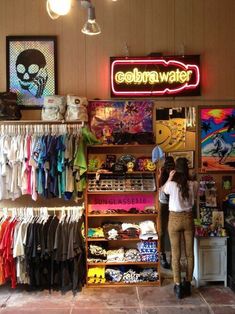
[47, 0, 71, 16]
[46, 0, 60, 19]
[81, 7, 101, 35]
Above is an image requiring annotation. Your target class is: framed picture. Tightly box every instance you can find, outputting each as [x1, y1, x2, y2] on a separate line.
[222, 176, 232, 190]
[200, 106, 235, 172]
[6, 35, 57, 108]
[89, 100, 153, 144]
[155, 107, 186, 152]
[212, 211, 224, 227]
[167, 150, 194, 168]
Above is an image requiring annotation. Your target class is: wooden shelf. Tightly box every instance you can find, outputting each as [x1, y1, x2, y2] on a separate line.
[86, 281, 160, 287]
[87, 144, 156, 149]
[85, 143, 160, 288]
[87, 190, 156, 194]
[87, 171, 155, 175]
[87, 237, 143, 242]
[88, 213, 157, 217]
[87, 262, 158, 266]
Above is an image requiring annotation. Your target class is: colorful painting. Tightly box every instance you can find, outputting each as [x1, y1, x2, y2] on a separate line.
[200, 107, 235, 171]
[89, 100, 153, 143]
[155, 107, 187, 152]
[155, 118, 186, 152]
[6, 36, 57, 108]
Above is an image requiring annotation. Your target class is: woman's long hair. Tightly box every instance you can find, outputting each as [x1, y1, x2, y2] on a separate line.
[172, 157, 190, 200]
[159, 156, 175, 187]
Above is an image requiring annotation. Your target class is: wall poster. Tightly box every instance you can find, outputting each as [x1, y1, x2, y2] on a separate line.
[155, 107, 186, 152]
[200, 107, 235, 172]
[89, 100, 154, 144]
[6, 35, 57, 108]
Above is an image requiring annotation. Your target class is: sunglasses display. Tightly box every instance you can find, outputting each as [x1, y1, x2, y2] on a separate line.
[87, 173, 156, 192]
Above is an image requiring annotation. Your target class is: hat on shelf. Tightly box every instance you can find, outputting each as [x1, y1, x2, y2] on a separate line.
[152, 145, 164, 163]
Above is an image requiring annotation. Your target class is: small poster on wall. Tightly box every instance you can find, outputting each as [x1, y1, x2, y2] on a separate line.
[6, 35, 57, 108]
[89, 100, 154, 144]
[212, 211, 224, 227]
[155, 107, 186, 152]
[200, 107, 235, 172]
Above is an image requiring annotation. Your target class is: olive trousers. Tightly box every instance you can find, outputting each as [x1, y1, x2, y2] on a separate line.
[168, 211, 194, 284]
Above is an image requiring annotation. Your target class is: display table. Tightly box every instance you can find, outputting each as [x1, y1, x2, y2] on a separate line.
[193, 236, 228, 288]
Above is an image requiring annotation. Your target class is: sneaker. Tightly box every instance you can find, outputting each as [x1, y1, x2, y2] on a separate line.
[174, 283, 183, 299]
[160, 253, 170, 269]
[182, 279, 191, 297]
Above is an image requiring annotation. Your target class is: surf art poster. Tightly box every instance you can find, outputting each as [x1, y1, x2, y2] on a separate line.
[200, 107, 235, 171]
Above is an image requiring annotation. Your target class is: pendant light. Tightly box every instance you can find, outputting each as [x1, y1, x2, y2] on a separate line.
[46, 0, 101, 36]
[81, 6, 101, 36]
[46, 0, 72, 17]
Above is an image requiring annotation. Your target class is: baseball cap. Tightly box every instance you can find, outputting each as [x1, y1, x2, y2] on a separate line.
[152, 145, 164, 163]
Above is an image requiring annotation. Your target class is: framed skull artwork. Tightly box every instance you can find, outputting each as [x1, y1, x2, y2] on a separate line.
[6, 36, 57, 108]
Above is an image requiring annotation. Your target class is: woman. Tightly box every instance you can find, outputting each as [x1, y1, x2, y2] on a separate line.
[158, 156, 175, 269]
[162, 157, 197, 299]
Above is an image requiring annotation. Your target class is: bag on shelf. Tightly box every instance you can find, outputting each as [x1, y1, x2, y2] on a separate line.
[41, 95, 66, 121]
[0, 92, 21, 120]
[65, 95, 88, 122]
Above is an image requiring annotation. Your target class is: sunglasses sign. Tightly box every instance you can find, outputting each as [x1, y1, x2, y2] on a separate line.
[110, 56, 200, 97]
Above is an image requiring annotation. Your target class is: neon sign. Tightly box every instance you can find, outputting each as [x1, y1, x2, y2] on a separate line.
[110, 56, 200, 97]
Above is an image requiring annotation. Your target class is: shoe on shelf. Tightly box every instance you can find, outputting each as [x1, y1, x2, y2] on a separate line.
[160, 253, 171, 269]
[174, 283, 183, 299]
[182, 279, 191, 297]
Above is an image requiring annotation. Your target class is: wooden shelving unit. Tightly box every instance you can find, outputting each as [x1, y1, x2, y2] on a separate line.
[85, 144, 161, 287]
[87, 262, 158, 266]
[87, 238, 140, 242]
[87, 214, 158, 217]
[87, 281, 160, 287]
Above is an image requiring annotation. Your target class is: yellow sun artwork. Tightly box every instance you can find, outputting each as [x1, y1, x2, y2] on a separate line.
[155, 118, 186, 152]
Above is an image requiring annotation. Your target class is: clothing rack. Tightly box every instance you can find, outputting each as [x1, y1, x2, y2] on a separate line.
[0, 122, 83, 135]
[0, 120, 85, 124]
[0, 206, 84, 216]
[0, 204, 86, 292]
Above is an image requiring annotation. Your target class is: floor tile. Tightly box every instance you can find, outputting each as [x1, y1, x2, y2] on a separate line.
[71, 308, 141, 314]
[72, 287, 138, 308]
[210, 305, 235, 314]
[0, 308, 71, 314]
[141, 305, 211, 314]
[199, 286, 235, 305]
[0, 286, 11, 307]
[3, 289, 74, 309]
[138, 285, 205, 306]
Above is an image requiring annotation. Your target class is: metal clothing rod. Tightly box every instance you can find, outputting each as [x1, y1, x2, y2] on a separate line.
[0, 120, 85, 125]
[0, 123, 83, 135]
[0, 206, 84, 211]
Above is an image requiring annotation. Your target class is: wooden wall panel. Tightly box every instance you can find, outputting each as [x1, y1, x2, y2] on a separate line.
[0, 0, 235, 99]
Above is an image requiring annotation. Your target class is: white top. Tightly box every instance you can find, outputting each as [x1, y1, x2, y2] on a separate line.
[162, 180, 198, 212]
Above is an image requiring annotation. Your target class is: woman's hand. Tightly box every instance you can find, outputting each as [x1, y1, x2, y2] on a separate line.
[168, 170, 176, 181]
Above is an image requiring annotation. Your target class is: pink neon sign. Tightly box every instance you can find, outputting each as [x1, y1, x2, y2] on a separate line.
[110, 56, 200, 97]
